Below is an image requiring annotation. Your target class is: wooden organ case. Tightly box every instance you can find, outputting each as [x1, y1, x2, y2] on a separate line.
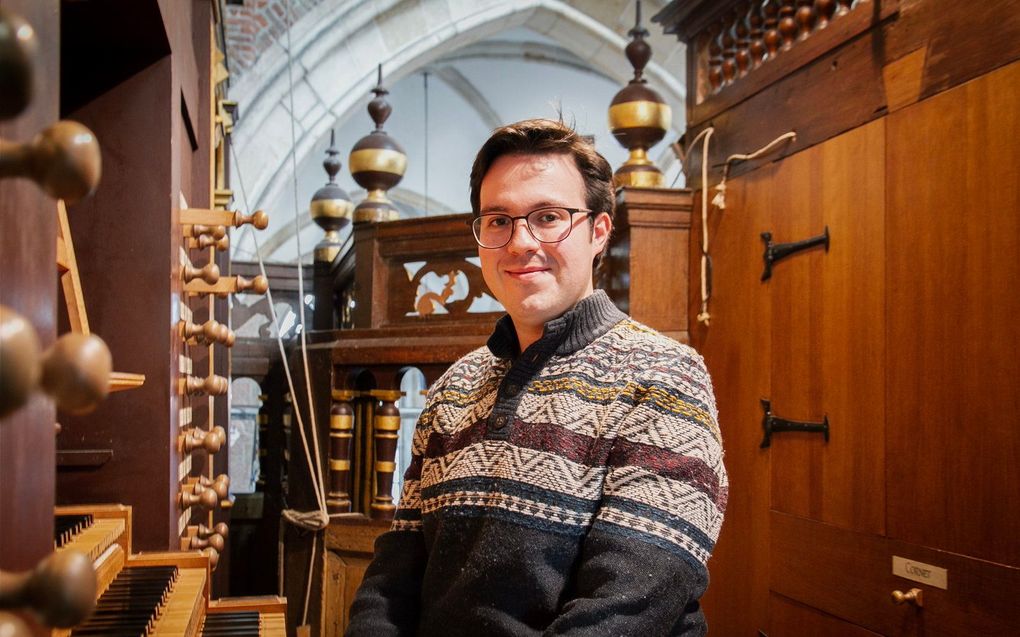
[0, 1, 287, 634]
[654, 0, 1020, 635]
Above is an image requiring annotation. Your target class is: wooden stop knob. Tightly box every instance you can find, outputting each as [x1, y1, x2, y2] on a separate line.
[0, 549, 97, 628]
[190, 531, 225, 553]
[234, 209, 268, 230]
[199, 473, 230, 500]
[0, 8, 38, 119]
[198, 522, 229, 540]
[191, 224, 226, 240]
[0, 611, 32, 637]
[183, 261, 220, 284]
[0, 304, 42, 418]
[0, 121, 102, 203]
[235, 275, 268, 295]
[202, 547, 220, 570]
[40, 333, 112, 415]
[196, 233, 230, 251]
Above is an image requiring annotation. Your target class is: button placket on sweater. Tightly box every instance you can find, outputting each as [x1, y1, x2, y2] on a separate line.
[485, 346, 552, 440]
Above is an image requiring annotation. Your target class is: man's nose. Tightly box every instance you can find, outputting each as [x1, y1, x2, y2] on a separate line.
[506, 217, 539, 253]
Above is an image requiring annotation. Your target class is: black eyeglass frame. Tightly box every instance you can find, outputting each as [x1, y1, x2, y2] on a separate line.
[469, 207, 596, 249]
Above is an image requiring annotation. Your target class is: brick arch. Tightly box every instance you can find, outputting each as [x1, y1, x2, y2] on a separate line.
[228, 0, 685, 221]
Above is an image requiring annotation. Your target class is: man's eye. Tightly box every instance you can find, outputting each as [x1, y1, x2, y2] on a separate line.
[535, 211, 565, 225]
[485, 216, 510, 228]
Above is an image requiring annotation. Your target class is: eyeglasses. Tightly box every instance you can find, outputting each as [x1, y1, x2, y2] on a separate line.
[470, 207, 594, 249]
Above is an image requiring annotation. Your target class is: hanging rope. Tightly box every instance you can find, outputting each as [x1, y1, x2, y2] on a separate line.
[712, 131, 797, 210]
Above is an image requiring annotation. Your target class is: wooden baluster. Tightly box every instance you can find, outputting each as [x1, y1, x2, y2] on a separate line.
[369, 389, 403, 520]
[763, 0, 781, 60]
[778, 0, 798, 50]
[327, 390, 355, 513]
[734, 10, 751, 77]
[707, 23, 725, 92]
[748, 3, 766, 69]
[720, 13, 737, 84]
[795, 0, 816, 40]
[815, 0, 836, 28]
[835, 0, 854, 16]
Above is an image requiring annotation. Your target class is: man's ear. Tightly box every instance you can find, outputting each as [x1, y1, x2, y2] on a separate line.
[591, 212, 612, 254]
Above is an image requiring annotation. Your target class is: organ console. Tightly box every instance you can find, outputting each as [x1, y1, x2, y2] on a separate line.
[45, 504, 285, 635]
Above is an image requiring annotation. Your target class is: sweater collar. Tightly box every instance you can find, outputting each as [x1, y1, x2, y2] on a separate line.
[486, 290, 627, 359]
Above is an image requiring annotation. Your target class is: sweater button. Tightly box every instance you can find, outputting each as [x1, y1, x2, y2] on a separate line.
[492, 415, 508, 429]
[505, 383, 520, 396]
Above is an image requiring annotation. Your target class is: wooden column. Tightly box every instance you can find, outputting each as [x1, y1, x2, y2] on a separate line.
[368, 389, 403, 520]
[327, 390, 355, 513]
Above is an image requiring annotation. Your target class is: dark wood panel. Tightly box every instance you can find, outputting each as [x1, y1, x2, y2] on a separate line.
[768, 120, 886, 535]
[0, 0, 59, 573]
[886, 60, 1020, 567]
[677, 0, 1020, 190]
[771, 511, 1020, 636]
[769, 593, 882, 637]
[690, 174, 772, 634]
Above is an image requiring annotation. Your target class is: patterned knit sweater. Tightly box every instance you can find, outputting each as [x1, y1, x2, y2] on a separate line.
[346, 291, 727, 637]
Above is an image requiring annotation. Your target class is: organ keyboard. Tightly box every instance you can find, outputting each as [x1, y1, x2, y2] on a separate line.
[52, 505, 285, 636]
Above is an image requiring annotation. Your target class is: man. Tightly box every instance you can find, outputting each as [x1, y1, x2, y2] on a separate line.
[346, 119, 727, 636]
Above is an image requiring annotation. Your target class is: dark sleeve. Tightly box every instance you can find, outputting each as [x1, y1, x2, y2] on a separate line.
[344, 530, 427, 637]
[544, 348, 728, 637]
[345, 396, 435, 636]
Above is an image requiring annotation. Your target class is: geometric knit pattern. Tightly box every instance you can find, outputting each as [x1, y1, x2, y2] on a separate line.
[392, 301, 728, 574]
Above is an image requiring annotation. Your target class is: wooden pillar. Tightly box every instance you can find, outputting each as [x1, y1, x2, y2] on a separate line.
[368, 389, 403, 520]
[327, 390, 355, 513]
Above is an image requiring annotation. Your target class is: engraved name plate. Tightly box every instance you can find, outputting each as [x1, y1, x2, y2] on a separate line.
[893, 556, 948, 589]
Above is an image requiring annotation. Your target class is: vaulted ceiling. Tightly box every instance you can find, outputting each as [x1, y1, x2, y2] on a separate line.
[224, 0, 686, 263]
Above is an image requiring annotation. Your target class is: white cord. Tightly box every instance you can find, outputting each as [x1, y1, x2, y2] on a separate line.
[712, 131, 796, 210]
[695, 128, 714, 326]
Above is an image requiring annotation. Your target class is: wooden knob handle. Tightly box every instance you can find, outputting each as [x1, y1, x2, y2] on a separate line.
[202, 547, 220, 570]
[0, 8, 38, 119]
[199, 473, 230, 499]
[179, 482, 220, 511]
[40, 333, 112, 415]
[233, 209, 268, 230]
[0, 550, 97, 628]
[183, 425, 225, 454]
[190, 224, 226, 240]
[0, 121, 102, 203]
[197, 522, 229, 540]
[195, 233, 230, 251]
[0, 304, 42, 418]
[183, 374, 228, 396]
[891, 588, 923, 607]
[0, 612, 32, 637]
[235, 274, 269, 295]
[189, 531, 225, 553]
[183, 261, 220, 284]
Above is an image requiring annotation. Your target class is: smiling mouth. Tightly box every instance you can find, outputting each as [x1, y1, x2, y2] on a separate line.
[505, 267, 549, 278]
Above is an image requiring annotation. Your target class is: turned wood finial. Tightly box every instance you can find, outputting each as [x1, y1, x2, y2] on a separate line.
[0, 550, 96, 628]
[0, 121, 101, 203]
[0, 8, 38, 119]
[707, 22, 725, 91]
[183, 261, 220, 285]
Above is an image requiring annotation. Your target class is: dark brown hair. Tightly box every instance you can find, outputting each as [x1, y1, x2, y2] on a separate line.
[469, 118, 615, 224]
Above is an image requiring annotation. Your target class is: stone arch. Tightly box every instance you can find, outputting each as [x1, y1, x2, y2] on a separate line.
[229, 0, 686, 225]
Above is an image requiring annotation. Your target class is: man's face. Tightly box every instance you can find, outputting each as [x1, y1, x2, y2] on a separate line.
[478, 152, 611, 335]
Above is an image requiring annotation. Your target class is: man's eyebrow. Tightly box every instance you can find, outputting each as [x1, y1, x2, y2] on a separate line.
[478, 201, 566, 214]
